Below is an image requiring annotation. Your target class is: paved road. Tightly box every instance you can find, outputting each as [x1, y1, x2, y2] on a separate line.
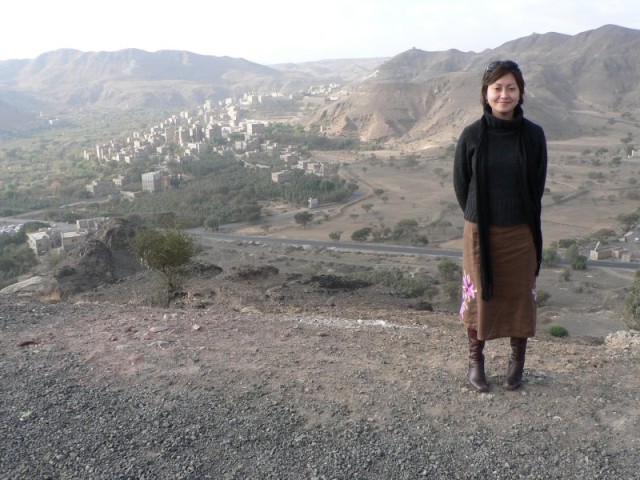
[192, 230, 640, 271]
[4, 214, 638, 272]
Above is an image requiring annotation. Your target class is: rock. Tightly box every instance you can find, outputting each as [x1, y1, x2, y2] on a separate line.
[92, 218, 137, 248]
[604, 330, 640, 349]
[188, 261, 223, 278]
[55, 240, 133, 298]
[0, 276, 59, 298]
[149, 326, 169, 333]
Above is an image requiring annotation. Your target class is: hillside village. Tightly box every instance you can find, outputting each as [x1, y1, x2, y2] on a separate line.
[82, 87, 342, 199]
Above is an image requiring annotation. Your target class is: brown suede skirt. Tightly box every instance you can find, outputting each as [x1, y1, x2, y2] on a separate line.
[460, 221, 537, 341]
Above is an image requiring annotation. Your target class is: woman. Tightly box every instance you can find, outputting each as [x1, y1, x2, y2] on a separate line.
[453, 60, 547, 392]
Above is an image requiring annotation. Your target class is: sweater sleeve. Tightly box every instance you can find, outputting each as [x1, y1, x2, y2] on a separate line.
[453, 127, 473, 212]
[537, 127, 548, 201]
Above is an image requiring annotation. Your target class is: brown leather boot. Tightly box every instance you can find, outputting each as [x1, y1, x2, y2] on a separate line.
[467, 329, 489, 392]
[504, 337, 528, 390]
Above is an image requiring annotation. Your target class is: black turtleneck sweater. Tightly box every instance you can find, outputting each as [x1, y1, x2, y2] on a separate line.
[453, 105, 547, 298]
[453, 106, 547, 225]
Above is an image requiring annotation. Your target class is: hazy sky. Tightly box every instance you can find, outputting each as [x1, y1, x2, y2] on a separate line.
[3, 0, 639, 64]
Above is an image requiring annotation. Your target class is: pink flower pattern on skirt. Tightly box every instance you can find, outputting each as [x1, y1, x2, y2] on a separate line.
[460, 271, 477, 317]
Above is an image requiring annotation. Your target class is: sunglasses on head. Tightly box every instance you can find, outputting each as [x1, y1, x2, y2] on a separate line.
[485, 60, 520, 73]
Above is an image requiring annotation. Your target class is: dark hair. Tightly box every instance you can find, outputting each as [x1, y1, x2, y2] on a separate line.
[481, 60, 525, 107]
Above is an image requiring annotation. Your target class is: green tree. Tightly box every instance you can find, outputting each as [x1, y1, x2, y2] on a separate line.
[204, 216, 221, 231]
[392, 218, 419, 239]
[329, 231, 342, 241]
[351, 227, 371, 242]
[565, 244, 579, 264]
[572, 255, 588, 271]
[129, 228, 200, 304]
[443, 282, 461, 307]
[591, 228, 617, 243]
[361, 203, 374, 214]
[294, 211, 313, 228]
[537, 289, 551, 306]
[558, 238, 577, 249]
[412, 234, 429, 246]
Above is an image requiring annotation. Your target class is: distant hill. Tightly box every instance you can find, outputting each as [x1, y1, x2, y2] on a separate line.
[2, 25, 640, 145]
[0, 49, 287, 115]
[0, 49, 386, 136]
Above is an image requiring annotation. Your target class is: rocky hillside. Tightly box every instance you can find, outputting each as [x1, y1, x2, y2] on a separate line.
[312, 25, 640, 145]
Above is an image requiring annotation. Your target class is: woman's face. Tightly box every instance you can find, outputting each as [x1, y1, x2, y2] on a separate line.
[485, 73, 521, 120]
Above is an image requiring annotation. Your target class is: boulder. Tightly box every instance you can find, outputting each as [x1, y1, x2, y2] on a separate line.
[0, 275, 59, 298]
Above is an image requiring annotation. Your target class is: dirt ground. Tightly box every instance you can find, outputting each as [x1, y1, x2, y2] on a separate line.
[2, 252, 640, 477]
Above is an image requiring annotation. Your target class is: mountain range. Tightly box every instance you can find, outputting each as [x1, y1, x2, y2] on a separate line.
[313, 24, 640, 146]
[1, 24, 639, 146]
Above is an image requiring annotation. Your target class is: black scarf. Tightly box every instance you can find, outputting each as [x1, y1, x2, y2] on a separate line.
[475, 105, 542, 301]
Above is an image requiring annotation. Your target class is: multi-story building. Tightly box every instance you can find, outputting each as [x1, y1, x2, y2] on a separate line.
[141, 171, 163, 192]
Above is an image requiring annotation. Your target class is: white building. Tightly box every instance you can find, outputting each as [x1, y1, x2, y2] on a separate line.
[141, 171, 163, 192]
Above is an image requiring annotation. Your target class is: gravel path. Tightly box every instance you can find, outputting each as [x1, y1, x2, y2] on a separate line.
[1, 297, 640, 479]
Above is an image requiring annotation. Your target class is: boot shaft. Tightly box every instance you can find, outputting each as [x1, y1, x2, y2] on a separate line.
[504, 337, 528, 390]
[509, 337, 527, 362]
[467, 329, 489, 392]
[467, 329, 485, 361]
